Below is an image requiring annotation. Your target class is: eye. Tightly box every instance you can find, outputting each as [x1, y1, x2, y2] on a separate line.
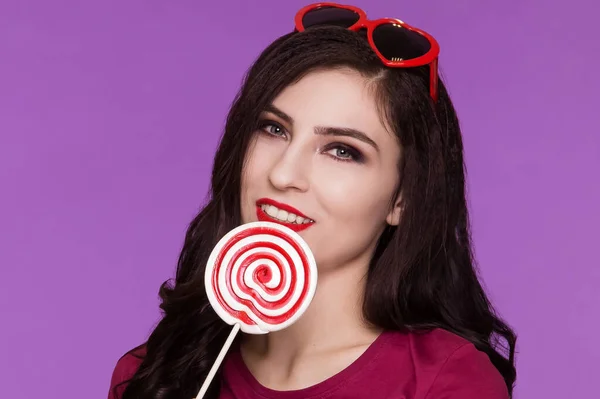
[324, 144, 364, 163]
[258, 120, 286, 138]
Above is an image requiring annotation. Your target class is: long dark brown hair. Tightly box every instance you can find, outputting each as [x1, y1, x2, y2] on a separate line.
[117, 26, 517, 399]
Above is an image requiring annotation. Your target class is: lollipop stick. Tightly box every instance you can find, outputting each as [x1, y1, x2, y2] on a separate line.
[194, 323, 241, 399]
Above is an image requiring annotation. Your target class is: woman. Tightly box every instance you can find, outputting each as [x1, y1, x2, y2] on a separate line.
[109, 3, 517, 399]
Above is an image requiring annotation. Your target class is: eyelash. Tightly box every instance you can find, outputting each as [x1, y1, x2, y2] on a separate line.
[257, 120, 365, 163]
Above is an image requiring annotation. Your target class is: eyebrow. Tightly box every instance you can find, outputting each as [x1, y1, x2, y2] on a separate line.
[263, 104, 380, 152]
[264, 104, 294, 126]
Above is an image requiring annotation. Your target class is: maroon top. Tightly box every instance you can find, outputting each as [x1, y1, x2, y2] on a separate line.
[108, 328, 509, 399]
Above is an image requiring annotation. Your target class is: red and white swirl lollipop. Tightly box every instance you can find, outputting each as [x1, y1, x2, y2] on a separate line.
[205, 221, 317, 334]
[195, 221, 317, 399]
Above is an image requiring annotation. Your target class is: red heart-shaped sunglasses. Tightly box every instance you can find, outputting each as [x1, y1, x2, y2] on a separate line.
[294, 3, 440, 102]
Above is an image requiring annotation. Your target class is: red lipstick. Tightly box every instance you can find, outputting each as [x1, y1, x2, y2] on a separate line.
[256, 198, 315, 232]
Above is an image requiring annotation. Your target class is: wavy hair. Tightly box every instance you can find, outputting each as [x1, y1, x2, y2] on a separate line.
[117, 26, 517, 399]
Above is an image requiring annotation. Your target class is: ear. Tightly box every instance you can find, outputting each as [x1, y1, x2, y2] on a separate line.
[385, 194, 403, 226]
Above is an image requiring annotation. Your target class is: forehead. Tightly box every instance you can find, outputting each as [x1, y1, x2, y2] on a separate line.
[272, 68, 393, 139]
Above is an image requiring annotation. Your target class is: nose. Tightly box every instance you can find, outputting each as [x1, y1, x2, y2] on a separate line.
[268, 144, 310, 192]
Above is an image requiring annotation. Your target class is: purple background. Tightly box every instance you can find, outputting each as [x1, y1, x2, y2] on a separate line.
[1, 0, 598, 398]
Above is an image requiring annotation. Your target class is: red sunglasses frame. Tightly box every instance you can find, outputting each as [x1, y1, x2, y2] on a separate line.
[294, 2, 440, 102]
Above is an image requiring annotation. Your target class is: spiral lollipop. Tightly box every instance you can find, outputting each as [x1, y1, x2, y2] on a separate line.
[205, 221, 317, 334]
[195, 221, 317, 399]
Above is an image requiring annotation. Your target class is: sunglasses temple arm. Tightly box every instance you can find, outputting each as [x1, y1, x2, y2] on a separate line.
[430, 58, 439, 102]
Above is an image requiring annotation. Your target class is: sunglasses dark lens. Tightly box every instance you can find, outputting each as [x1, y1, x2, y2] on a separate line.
[372, 24, 431, 62]
[302, 6, 360, 29]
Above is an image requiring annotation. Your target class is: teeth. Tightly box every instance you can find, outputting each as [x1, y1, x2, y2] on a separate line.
[260, 204, 313, 224]
[266, 205, 278, 218]
[277, 209, 288, 220]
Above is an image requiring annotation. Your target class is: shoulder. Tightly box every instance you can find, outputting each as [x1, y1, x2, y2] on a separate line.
[386, 329, 509, 398]
[107, 345, 146, 399]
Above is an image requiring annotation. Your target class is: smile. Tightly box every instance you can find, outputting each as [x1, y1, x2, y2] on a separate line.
[256, 198, 315, 232]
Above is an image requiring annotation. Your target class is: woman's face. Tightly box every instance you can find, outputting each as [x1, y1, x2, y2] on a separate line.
[241, 68, 403, 272]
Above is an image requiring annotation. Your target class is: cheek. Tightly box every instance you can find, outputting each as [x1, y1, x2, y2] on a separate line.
[315, 170, 395, 222]
[309, 174, 395, 268]
[240, 140, 259, 217]
[240, 138, 276, 209]
[243, 140, 274, 184]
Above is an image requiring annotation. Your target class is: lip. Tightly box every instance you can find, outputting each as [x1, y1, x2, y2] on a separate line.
[256, 197, 315, 232]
